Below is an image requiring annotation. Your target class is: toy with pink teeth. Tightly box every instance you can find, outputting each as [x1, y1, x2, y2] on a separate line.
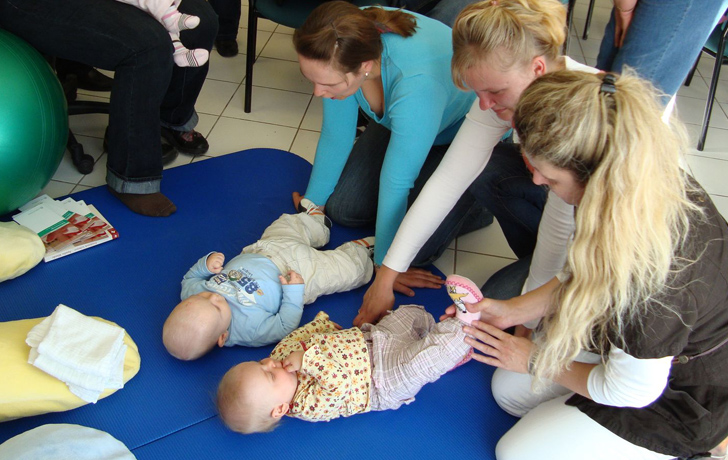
[445, 274, 483, 325]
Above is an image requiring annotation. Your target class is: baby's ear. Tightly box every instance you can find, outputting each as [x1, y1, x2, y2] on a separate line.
[271, 402, 289, 419]
[217, 330, 229, 347]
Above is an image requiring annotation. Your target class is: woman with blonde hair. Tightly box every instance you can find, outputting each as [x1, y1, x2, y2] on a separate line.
[456, 70, 728, 460]
[291, 1, 490, 276]
[357, 0, 597, 327]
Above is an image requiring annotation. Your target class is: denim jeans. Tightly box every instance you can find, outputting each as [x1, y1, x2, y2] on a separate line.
[0, 0, 216, 194]
[386, 0, 480, 27]
[468, 142, 547, 259]
[597, 0, 728, 98]
[209, 0, 240, 41]
[481, 255, 532, 300]
[325, 122, 493, 267]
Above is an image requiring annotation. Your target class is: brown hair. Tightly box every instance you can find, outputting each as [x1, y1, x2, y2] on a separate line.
[293, 1, 417, 74]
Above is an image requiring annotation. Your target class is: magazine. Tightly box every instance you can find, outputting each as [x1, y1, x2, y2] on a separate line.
[13, 195, 119, 262]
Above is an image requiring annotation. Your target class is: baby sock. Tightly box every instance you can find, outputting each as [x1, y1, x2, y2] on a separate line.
[161, 5, 200, 34]
[107, 187, 177, 217]
[352, 237, 375, 258]
[171, 39, 209, 67]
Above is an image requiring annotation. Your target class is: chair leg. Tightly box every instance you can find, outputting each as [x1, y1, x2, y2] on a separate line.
[582, 0, 596, 40]
[563, 0, 577, 55]
[244, 0, 258, 113]
[684, 52, 702, 87]
[698, 47, 727, 151]
[66, 130, 94, 175]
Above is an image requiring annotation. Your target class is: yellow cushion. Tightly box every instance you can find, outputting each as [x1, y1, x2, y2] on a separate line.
[0, 317, 141, 422]
[0, 222, 45, 283]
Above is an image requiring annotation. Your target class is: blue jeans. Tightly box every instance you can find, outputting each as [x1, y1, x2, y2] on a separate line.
[0, 0, 216, 194]
[481, 255, 532, 300]
[468, 142, 547, 259]
[325, 122, 493, 267]
[209, 0, 240, 41]
[387, 0, 479, 27]
[597, 0, 728, 98]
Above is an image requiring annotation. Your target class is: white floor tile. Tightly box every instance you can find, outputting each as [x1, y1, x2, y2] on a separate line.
[432, 248, 455, 277]
[686, 155, 728, 196]
[205, 117, 297, 155]
[259, 32, 298, 62]
[457, 220, 517, 259]
[710, 194, 728, 220]
[38, 180, 76, 200]
[289, 130, 319, 164]
[68, 111, 108, 139]
[685, 124, 728, 159]
[250, 57, 312, 93]
[676, 95, 728, 129]
[206, 52, 247, 84]
[577, 37, 602, 60]
[300, 97, 323, 132]
[196, 79, 240, 116]
[223, 85, 311, 127]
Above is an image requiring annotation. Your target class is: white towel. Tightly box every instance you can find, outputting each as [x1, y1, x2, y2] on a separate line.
[26, 305, 127, 403]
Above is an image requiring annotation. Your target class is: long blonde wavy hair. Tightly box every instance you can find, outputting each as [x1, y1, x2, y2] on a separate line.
[451, 0, 567, 89]
[513, 70, 702, 383]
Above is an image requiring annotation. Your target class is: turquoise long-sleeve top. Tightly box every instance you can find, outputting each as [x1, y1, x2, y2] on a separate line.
[304, 9, 476, 265]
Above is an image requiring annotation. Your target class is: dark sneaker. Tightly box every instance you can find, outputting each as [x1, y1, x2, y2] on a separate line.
[161, 127, 209, 156]
[215, 39, 239, 57]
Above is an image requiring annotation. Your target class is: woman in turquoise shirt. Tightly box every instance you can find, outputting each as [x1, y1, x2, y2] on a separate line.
[292, 1, 486, 273]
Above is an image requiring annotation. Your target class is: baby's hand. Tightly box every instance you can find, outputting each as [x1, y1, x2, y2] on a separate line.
[283, 351, 304, 373]
[279, 270, 304, 285]
[206, 252, 225, 273]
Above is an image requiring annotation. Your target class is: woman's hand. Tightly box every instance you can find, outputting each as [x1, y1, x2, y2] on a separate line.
[463, 320, 534, 374]
[292, 191, 304, 211]
[392, 267, 445, 296]
[355, 266, 444, 326]
[613, 1, 637, 47]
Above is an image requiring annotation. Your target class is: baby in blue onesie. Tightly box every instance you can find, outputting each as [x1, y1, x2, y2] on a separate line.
[163, 200, 374, 360]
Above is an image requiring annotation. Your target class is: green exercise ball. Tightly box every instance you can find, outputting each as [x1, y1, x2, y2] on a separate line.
[0, 29, 67, 216]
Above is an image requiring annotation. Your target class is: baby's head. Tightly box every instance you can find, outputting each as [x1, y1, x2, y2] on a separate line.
[217, 358, 298, 434]
[162, 291, 232, 360]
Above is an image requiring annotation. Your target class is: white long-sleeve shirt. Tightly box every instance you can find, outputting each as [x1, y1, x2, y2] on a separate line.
[383, 57, 598, 298]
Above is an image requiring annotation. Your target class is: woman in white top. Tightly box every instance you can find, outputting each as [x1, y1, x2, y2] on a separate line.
[453, 69, 728, 460]
[355, 0, 597, 327]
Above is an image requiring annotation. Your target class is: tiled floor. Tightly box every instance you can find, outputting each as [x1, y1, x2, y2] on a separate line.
[45, 0, 728, 287]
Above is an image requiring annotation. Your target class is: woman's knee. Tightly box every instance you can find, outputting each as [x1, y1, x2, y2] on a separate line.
[176, 0, 218, 48]
[491, 368, 528, 417]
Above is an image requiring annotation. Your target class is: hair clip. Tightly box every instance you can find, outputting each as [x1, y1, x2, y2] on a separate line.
[374, 21, 392, 34]
[600, 73, 617, 95]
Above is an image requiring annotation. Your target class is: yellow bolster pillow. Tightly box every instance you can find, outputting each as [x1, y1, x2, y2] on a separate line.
[0, 317, 141, 422]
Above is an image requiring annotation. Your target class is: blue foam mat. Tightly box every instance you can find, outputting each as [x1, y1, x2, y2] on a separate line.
[0, 149, 516, 458]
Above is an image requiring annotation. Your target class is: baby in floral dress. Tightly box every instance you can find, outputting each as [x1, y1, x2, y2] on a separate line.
[216, 307, 472, 433]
